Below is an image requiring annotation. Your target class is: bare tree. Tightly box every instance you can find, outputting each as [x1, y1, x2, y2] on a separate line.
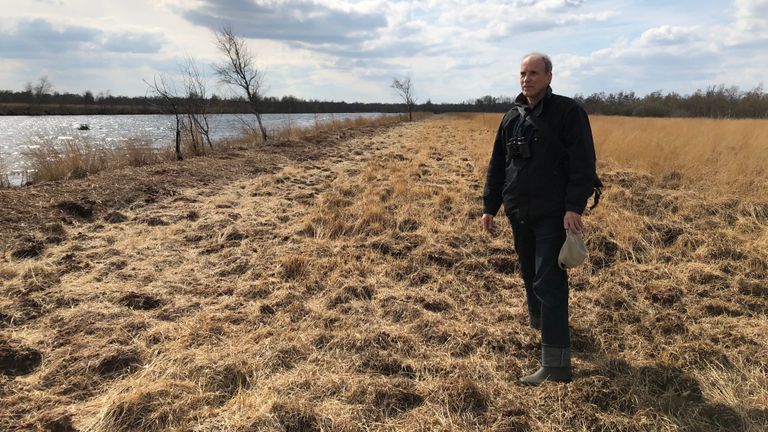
[33, 76, 54, 98]
[391, 77, 416, 121]
[180, 57, 214, 152]
[145, 75, 184, 161]
[213, 26, 268, 143]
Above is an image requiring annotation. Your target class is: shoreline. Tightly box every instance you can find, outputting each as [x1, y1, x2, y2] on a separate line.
[0, 112, 406, 187]
[0, 120, 398, 248]
[0, 103, 406, 117]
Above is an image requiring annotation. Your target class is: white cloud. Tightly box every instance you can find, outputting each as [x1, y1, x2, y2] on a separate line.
[553, 6, 767, 96]
[638, 25, 698, 46]
[0, 0, 765, 101]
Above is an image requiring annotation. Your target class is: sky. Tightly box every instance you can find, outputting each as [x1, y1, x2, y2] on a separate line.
[0, 0, 766, 103]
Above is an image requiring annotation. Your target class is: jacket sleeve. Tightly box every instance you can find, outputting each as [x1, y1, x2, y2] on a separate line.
[483, 120, 507, 216]
[562, 105, 597, 214]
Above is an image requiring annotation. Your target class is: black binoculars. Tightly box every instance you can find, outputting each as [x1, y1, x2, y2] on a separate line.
[506, 136, 531, 160]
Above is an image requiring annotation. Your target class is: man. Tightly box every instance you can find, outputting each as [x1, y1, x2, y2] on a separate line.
[481, 53, 597, 385]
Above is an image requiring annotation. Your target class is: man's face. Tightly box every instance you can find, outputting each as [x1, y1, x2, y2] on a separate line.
[520, 56, 552, 100]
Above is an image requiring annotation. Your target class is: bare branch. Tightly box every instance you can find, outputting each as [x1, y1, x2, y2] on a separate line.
[392, 77, 416, 121]
[214, 26, 268, 143]
[144, 74, 184, 160]
[180, 56, 214, 150]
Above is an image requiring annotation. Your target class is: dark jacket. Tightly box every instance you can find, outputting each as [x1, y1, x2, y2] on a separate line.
[483, 87, 597, 221]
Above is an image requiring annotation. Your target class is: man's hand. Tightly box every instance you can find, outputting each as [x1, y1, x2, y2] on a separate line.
[564, 211, 583, 234]
[481, 213, 495, 235]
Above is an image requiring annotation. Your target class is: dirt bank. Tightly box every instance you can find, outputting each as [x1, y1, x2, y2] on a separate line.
[1, 115, 766, 431]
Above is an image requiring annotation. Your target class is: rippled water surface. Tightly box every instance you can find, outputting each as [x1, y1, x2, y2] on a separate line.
[0, 113, 387, 185]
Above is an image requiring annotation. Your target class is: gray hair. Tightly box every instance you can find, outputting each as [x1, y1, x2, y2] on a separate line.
[522, 52, 552, 74]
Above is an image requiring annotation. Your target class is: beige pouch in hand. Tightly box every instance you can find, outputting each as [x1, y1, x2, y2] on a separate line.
[558, 230, 588, 270]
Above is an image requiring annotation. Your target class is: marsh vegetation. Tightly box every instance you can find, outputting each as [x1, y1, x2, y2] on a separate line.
[1, 114, 766, 431]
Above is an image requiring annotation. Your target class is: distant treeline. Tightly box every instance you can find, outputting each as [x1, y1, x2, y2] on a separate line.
[574, 85, 768, 119]
[0, 90, 404, 115]
[444, 85, 768, 119]
[2, 84, 767, 118]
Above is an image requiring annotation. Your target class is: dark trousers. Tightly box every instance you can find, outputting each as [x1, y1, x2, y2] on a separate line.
[508, 214, 570, 348]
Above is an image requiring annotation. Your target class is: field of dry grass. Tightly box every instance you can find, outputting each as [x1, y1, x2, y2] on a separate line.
[590, 116, 768, 196]
[1, 114, 767, 431]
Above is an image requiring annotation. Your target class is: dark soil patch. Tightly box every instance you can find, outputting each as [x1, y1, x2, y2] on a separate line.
[359, 352, 416, 378]
[39, 411, 77, 432]
[271, 401, 321, 432]
[397, 218, 420, 232]
[440, 378, 488, 416]
[488, 255, 518, 274]
[117, 292, 163, 310]
[225, 230, 247, 241]
[699, 299, 744, 317]
[424, 248, 458, 268]
[215, 260, 250, 277]
[96, 348, 143, 378]
[11, 236, 45, 259]
[58, 253, 91, 274]
[369, 381, 423, 416]
[203, 363, 250, 403]
[659, 225, 684, 247]
[420, 298, 452, 313]
[44, 235, 65, 244]
[328, 284, 375, 307]
[588, 234, 619, 270]
[55, 201, 93, 219]
[698, 403, 745, 431]
[645, 283, 684, 306]
[104, 211, 128, 223]
[144, 216, 169, 226]
[42, 222, 66, 236]
[0, 339, 43, 376]
[738, 279, 768, 297]
[184, 233, 205, 243]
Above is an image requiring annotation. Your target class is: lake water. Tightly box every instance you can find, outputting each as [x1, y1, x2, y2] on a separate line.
[0, 112, 390, 185]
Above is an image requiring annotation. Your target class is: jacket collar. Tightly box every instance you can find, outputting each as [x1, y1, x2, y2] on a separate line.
[514, 86, 552, 116]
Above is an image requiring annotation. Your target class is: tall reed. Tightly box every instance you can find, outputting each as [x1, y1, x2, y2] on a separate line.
[22, 138, 170, 184]
[0, 151, 10, 187]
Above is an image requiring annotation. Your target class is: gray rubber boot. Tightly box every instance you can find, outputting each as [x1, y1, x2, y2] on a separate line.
[518, 346, 572, 386]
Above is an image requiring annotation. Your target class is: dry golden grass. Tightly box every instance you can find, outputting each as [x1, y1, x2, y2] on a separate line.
[222, 113, 416, 149]
[23, 138, 174, 183]
[591, 116, 768, 197]
[1, 113, 766, 431]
